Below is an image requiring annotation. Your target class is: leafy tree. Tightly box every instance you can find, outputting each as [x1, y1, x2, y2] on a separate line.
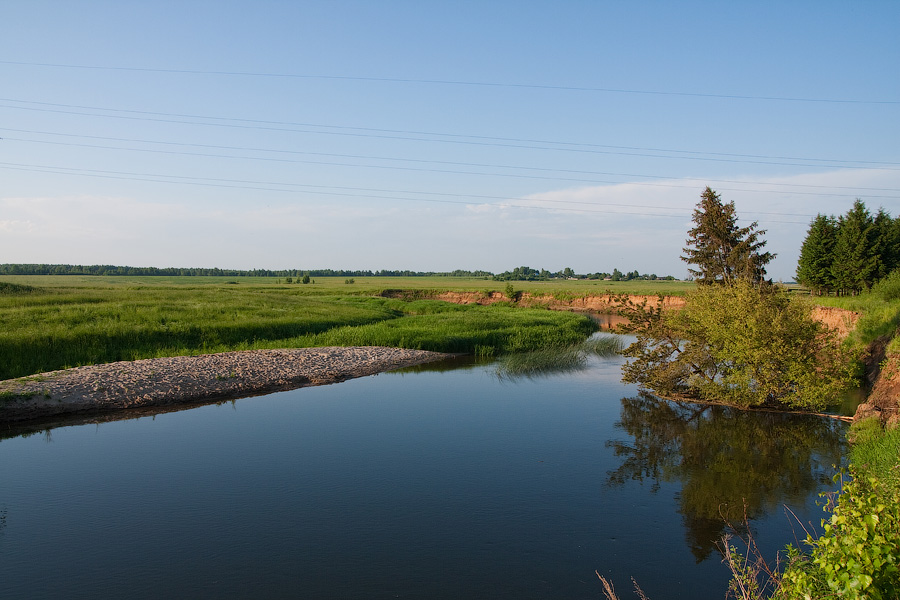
[682, 187, 774, 285]
[618, 281, 855, 410]
[831, 199, 878, 294]
[796, 214, 838, 294]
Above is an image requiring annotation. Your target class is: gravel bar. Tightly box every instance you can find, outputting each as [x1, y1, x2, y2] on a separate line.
[0, 347, 450, 424]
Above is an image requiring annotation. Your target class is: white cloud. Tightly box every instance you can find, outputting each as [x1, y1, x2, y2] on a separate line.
[0, 219, 35, 234]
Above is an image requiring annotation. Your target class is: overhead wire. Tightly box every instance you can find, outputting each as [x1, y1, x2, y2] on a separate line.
[1, 60, 898, 105]
[4, 134, 898, 202]
[1, 98, 898, 167]
[0, 161, 818, 224]
[0, 74, 895, 221]
[1, 99, 898, 171]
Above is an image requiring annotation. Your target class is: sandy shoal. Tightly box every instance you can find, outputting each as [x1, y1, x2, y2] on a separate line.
[0, 346, 450, 424]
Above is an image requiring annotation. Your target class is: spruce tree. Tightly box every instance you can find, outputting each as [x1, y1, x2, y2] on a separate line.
[682, 187, 774, 285]
[796, 214, 837, 294]
[891, 216, 900, 273]
[872, 208, 900, 277]
[831, 199, 878, 294]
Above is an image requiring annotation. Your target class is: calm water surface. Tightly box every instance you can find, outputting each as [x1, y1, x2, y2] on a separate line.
[0, 343, 846, 599]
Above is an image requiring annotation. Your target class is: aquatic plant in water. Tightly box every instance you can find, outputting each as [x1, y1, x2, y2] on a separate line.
[495, 335, 623, 379]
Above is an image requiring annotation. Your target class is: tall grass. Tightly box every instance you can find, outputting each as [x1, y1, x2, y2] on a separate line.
[289, 305, 597, 355]
[0, 279, 599, 379]
[0, 282, 38, 295]
[0, 286, 396, 378]
[849, 418, 900, 494]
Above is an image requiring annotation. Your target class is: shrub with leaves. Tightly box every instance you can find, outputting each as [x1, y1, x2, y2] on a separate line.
[871, 268, 900, 303]
[778, 472, 900, 600]
[619, 281, 856, 410]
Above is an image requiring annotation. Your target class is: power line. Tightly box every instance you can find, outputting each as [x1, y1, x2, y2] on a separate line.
[3, 106, 898, 173]
[5, 135, 899, 202]
[1, 60, 898, 105]
[0, 161, 815, 224]
[4, 126, 899, 194]
[2, 97, 897, 168]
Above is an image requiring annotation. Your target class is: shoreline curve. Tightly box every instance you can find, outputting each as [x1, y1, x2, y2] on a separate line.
[0, 346, 451, 425]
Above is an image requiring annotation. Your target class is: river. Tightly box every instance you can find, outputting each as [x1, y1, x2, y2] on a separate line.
[0, 337, 846, 599]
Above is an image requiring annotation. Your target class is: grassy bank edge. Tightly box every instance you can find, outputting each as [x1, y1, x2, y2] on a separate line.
[0, 276, 606, 380]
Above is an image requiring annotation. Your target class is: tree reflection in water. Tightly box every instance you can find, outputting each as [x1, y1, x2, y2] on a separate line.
[607, 393, 846, 562]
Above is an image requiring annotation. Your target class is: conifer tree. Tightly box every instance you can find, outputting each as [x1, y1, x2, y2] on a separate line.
[796, 214, 837, 294]
[831, 199, 878, 294]
[873, 208, 900, 277]
[681, 187, 774, 285]
[891, 216, 900, 273]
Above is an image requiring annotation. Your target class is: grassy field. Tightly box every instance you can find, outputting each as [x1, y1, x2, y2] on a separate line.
[1, 275, 641, 380]
[0, 274, 694, 295]
[15, 274, 890, 382]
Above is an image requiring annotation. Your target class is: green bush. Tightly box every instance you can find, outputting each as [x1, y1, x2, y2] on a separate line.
[871, 269, 900, 302]
[619, 282, 856, 410]
[777, 472, 900, 600]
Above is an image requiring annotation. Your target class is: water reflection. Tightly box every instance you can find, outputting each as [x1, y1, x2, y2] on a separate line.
[494, 335, 624, 380]
[607, 393, 846, 561]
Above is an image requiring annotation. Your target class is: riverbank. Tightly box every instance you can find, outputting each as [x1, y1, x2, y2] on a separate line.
[382, 290, 860, 337]
[0, 346, 449, 424]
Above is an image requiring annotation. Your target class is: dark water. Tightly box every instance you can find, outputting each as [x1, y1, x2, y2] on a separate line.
[0, 344, 846, 599]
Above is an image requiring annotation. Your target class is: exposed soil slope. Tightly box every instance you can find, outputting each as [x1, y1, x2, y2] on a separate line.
[405, 290, 859, 334]
[857, 349, 900, 428]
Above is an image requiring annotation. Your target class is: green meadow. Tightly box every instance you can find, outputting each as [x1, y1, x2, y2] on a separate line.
[0, 275, 673, 380]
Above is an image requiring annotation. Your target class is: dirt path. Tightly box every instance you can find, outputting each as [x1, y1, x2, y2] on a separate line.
[0, 347, 449, 424]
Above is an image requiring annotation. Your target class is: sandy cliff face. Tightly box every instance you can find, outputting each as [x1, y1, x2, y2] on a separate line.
[810, 306, 860, 338]
[433, 291, 687, 311]
[434, 292, 859, 330]
[857, 348, 900, 428]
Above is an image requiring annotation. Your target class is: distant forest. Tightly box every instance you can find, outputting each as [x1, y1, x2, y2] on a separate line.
[0, 263, 677, 281]
[492, 266, 676, 281]
[0, 264, 493, 278]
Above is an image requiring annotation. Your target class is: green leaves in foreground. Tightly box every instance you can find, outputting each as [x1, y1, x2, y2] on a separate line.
[619, 281, 856, 410]
[776, 472, 900, 600]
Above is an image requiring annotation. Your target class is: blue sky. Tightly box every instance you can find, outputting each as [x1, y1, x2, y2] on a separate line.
[1, 1, 898, 280]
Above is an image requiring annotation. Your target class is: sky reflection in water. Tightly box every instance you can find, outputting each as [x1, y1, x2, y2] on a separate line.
[0, 347, 845, 599]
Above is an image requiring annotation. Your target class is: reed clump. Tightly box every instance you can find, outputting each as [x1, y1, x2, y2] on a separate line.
[495, 335, 623, 379]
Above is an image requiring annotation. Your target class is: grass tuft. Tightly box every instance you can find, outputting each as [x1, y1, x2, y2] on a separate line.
[849, 419, 900, 494]
[495, 334, 622, 379]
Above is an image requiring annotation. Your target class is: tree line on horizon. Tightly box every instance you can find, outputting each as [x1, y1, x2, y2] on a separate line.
[796, 199, 900, 295]
[491, 265, 676, 281]
[0, 263, 679, 281]
[0, 264, 495, 279]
